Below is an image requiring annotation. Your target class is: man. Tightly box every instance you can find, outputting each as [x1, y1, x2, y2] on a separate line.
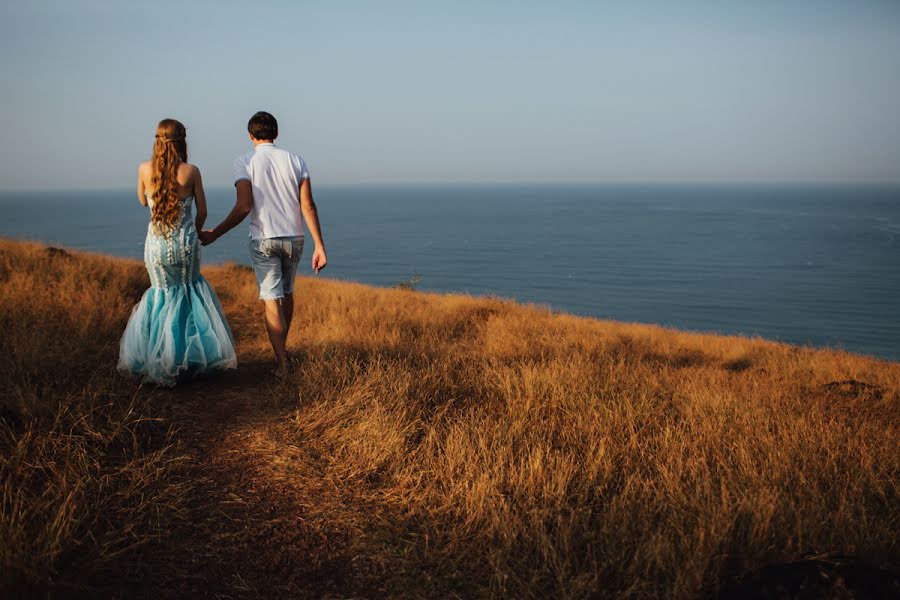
[199, 111, 327, 376]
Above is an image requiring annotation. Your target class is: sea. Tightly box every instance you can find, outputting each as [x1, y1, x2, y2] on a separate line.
[2, 184, 898, 362]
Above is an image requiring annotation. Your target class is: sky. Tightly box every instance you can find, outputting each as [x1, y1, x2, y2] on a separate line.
[1, 0, 899, 190]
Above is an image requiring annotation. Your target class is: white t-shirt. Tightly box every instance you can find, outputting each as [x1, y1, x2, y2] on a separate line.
[232, 143, 310, 240]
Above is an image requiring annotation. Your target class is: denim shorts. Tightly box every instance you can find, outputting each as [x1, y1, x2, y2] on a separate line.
[249, 236, 304, 300]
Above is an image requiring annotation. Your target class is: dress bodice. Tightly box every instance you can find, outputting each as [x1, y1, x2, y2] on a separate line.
[146, 194, 195, 228]
[143, 194, 200, 289]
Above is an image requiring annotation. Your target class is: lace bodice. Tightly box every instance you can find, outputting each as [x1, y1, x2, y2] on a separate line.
[143, 194, 199, 288]
[146, 194, 195, 228]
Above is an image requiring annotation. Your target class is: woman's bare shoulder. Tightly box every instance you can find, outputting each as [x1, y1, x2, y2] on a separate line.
[137, 162, 152, 188]
[179, 162, 201, 176]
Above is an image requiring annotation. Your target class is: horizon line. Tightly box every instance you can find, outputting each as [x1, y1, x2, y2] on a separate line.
[2, 180, 900, 194]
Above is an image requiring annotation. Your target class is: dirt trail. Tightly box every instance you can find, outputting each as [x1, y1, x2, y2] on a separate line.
[145, 350, 385, 598]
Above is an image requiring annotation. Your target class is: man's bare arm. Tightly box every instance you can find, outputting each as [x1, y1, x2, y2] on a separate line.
[300, 178, 327, 272]
[200, 180, 253, 245]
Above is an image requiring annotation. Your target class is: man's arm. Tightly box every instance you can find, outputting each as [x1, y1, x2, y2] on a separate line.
[300, 178, 327, 273]
[200, 180, 253, 246]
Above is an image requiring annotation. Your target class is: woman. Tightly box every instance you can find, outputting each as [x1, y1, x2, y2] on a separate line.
[118, 119, 237, 386]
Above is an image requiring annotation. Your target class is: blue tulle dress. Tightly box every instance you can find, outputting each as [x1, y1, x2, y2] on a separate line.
[118, 195, 237, 386]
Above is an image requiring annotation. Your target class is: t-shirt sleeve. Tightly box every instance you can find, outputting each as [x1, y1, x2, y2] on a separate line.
[294, 155, 310, 180]
[232, 155, 250, 184]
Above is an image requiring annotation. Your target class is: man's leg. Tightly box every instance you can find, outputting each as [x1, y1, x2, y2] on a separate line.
[283, 292, 294, 334]
[264, 298, 289, 370]
[280, 238, 303, 365]
[281, 292, 298, 368]
[251, 238, 290, 372]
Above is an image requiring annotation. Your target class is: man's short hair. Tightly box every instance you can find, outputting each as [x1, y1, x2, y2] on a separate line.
[248, 111, 278, 140]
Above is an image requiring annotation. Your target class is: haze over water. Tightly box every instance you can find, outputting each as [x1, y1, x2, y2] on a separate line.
[3, 183, 898, 361]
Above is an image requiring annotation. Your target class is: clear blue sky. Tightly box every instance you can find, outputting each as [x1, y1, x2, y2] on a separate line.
[2, 0, 899, 190]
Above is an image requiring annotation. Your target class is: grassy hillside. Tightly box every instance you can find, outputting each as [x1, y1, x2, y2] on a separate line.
[1, 238, 898, 598]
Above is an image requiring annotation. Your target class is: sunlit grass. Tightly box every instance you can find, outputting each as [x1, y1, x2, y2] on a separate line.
[283, 273, 899, 597]
[1, 238, 897, 597]
[0, 240, 187, 595]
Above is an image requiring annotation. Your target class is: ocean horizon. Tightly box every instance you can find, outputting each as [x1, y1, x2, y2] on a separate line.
[2, 183, 898, 361]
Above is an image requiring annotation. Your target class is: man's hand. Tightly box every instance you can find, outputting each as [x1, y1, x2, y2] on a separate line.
[198, 229, 217, 246]
[312, 248, 327, 273]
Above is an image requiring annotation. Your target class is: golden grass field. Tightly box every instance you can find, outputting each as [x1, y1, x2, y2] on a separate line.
[1, 238, 898, 598]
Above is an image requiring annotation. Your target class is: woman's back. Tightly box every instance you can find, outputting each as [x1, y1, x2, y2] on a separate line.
[146, 193, 195, 231]
[139, 161, 196, 203]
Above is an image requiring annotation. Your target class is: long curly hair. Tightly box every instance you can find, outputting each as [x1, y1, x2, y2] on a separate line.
[150, 119, 188, 236]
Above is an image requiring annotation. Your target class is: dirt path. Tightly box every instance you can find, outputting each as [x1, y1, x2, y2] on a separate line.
[139, 336, 407, 599]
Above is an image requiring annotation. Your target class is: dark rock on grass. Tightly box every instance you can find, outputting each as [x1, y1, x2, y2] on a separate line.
[719, 553, 900, 600]
[821, 379, 885, 400]
[46, 246, 72, 259]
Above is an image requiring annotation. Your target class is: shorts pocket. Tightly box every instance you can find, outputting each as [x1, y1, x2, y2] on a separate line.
[251, 239, 276, 257]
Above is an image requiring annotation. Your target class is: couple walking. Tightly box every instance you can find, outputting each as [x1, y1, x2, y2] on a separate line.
[118, 111, 327, 386]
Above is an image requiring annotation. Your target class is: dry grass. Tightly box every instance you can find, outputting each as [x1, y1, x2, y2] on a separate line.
[283, 266, 900, 598]
[1, 238, 898, 598]
[0, 240, 188, 595]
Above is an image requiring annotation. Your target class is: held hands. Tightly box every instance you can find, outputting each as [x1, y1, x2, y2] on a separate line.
[198, 229, 218, 246]
[312, 248, 327, 273]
